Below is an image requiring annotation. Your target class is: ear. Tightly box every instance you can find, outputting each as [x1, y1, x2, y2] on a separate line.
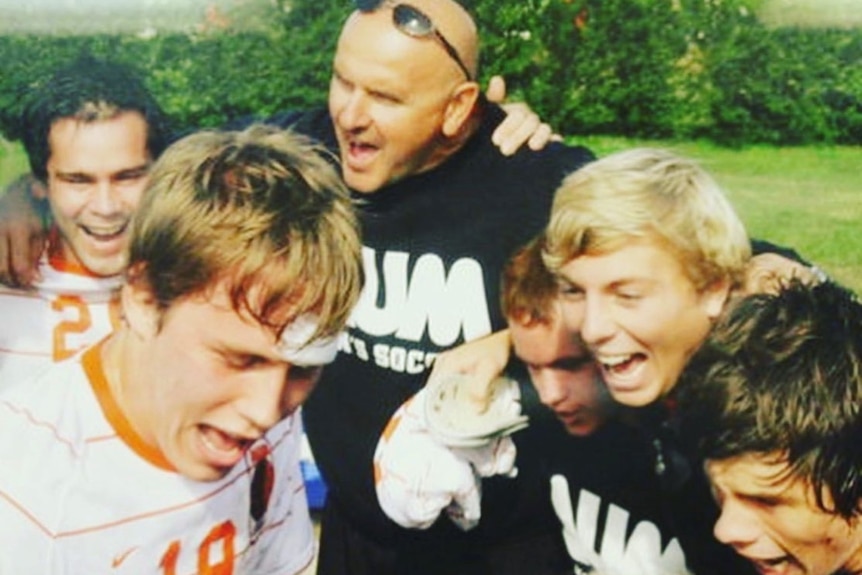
[701, 277, 732, 321]
[31, 178, 49, 200]
[121, 263, 160, 339]
[441, 82, 481, 137]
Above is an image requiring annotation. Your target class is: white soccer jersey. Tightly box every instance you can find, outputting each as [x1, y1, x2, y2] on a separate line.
[0, 240, 121, 387]
[0, 343, 315, 574]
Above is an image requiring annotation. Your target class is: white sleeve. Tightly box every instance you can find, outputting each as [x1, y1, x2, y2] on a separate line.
[373, 388, 517, 531]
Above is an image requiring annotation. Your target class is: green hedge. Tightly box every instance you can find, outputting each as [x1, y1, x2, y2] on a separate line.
[0, 0, 341, 138]
[0, 34, 332, 140]
[1, 0, 860, 145]
[470, 0, 862, 145]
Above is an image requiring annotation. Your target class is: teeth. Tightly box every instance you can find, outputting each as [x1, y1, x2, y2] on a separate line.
[596, 354, 631, 367]
[202, 433, 235, 455]
[82, 224, 127, 237]
[201, 427, 247, 455]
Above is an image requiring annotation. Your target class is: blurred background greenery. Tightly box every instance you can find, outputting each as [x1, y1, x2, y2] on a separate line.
[1, 0, 861, 144]
[0, 0, 859, 290]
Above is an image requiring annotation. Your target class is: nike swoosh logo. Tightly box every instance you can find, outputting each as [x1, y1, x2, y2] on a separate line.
[112, 546, 138, 569]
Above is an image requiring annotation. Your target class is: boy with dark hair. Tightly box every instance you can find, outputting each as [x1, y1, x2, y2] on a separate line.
[0, 58, 170, 384]
[20, 57, 171, 183]
[678, 280, 862, 575]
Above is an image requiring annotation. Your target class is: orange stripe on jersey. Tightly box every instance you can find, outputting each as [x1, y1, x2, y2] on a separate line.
[45, 228, 102, 278]
[0, 400, 80, 457]
[380, 410, 403, 443]
[0, 346, 51, 358]
[1, 452, 257, 540]
[0, 288, 42, 299]
[54, 449, 258, 538]
[82, 342, 176, 473]
[373, 460, 383, 485]
[0, 490, 56, 537]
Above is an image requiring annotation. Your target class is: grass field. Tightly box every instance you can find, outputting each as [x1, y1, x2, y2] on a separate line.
[2, 136, 860, 292]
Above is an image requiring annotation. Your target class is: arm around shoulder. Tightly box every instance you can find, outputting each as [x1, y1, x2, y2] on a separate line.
[0, 174, 50, 287]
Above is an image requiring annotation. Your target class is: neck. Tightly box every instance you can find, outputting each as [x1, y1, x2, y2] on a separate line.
[418, 109, 482, 176]
[101, 330, 154, 447]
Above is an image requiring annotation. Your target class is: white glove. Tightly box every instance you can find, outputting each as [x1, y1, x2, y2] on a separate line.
[424, 374, 528, 446]
[374, 387, 518, 531]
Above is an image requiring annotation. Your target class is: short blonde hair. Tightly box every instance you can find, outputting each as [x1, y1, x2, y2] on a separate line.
[544, 148, 750, 292]
[128, 124, 363, 343]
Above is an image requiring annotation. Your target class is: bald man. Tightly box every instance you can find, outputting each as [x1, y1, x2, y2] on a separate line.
[286, 2, 594, 574]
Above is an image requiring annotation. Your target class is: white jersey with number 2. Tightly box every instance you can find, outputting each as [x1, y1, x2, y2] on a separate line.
[0, 245, 121, 387]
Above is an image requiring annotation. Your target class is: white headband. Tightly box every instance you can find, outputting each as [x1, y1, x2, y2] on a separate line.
[275, 314, 341, 365]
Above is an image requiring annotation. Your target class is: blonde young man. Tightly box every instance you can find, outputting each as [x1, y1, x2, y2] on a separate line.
[503, 239, 690, 575]
[542, 147, 752, 408]
[540, 147, 763, 574]
[377, 236, 697, 574]
[0, 58, 170, 384]
[428, 148, 816, 573]
[677, 280, 862, 575]
[0, 125, 363, 573]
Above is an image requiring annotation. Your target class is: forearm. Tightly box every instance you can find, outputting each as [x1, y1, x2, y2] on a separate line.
[0, 173, 50, 287]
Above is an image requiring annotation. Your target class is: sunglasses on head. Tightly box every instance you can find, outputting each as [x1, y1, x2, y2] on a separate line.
[355, 0, 472, 81]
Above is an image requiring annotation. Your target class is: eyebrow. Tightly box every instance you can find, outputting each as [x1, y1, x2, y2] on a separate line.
[114, 163, 151, 176]
[53, 162, 151, 180]
[730, 472, 800, 507]
[608, 277, 655, 289]
[736, 489, 790, 506]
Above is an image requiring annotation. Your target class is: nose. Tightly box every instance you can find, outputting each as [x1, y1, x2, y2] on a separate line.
[90, 179, 120, 216]
[240, 367, 293, 432]
[713, 498, 762, 549]
[239, 365, 319, 432]
[579, 295, 614, 347]
[335, 91, 371, 132]
[534, 371, 568, 408]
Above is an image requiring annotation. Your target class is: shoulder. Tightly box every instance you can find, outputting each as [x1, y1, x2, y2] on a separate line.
[271, 108, 335, 145]
[37, 261, 122, 302]
[224, 107, 334, 145]
[0, 359, 96, 502]
[0, 357, 98, 437]
[750, 238, 809, 264]
[222, 109, 303, 131]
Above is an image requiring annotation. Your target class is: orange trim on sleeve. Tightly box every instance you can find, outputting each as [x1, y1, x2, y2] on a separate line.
[373, 460, 383, 485]
[82, 342, 177, 473]
[380, 411, 403, 443]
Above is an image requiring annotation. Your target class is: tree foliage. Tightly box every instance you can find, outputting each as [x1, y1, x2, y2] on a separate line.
[0, 0, 860, 145]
